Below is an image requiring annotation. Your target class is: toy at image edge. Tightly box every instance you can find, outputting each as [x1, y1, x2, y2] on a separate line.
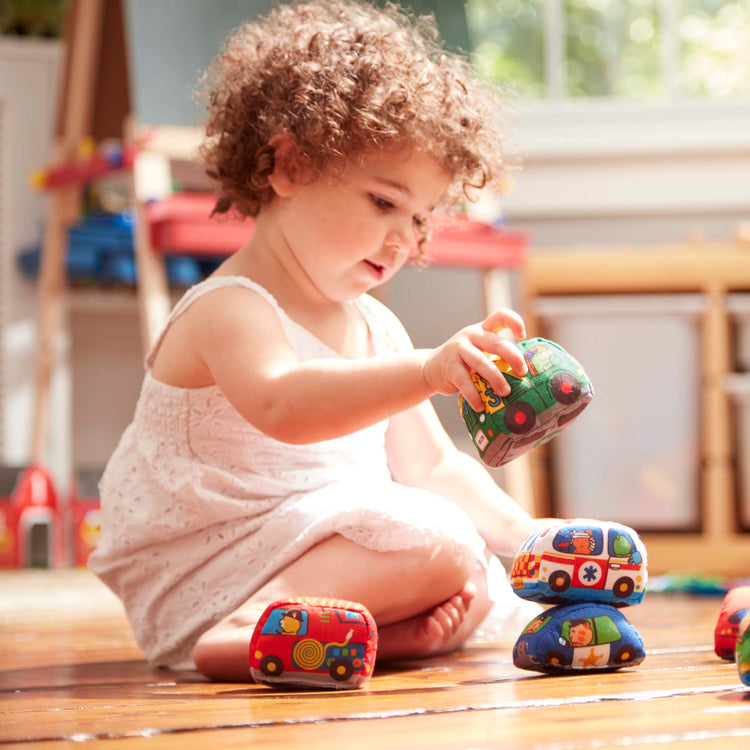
[459, 338, 594, 468]
[249, 598, 377, 690]
[714, 586, 750, 660]
[736, 611, 750, 687]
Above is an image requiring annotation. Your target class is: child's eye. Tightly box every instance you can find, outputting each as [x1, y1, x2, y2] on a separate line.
[371, 195, 395, 210]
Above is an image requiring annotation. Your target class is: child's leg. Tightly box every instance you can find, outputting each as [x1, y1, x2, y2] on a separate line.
[192, 533, 494, 681]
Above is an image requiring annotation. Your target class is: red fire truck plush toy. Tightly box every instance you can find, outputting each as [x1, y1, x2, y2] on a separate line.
[249, 598, 378, 689]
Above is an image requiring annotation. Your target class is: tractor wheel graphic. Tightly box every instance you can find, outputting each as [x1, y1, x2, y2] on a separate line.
[550, 372, 581, 405]
[260, 655, 284, 677]
[329, 658, 354, 682]
[613, 577, 635, 599]
[548, 570, 571, 593]
[503, 401, 536, 435]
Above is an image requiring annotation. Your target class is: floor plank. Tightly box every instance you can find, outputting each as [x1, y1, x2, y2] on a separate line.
[1, 569, 747, 748]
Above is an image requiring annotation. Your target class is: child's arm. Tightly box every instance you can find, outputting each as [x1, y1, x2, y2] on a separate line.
[380, 305, 550, 558]
[186, 287, 528, 445]
[387, 404, 541, 557]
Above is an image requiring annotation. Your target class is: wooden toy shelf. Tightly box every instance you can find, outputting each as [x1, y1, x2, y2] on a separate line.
[523, 242, 750, 576]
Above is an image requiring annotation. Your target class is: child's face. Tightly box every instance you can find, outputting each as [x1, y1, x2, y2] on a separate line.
[272, 146, 451, 302]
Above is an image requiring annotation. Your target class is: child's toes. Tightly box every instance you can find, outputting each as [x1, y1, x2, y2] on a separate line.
[433, 596, 467, 635]
[461, 580, 478, 602]
[427, 604, 454, 637]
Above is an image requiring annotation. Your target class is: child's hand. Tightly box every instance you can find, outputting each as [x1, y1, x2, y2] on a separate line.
[422, 309, 527, 412]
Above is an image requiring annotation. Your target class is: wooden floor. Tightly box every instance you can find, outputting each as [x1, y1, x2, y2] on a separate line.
[1, 569, 749, 749]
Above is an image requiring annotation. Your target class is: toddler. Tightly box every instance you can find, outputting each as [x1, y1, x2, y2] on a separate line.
[89, 0, 547, 681]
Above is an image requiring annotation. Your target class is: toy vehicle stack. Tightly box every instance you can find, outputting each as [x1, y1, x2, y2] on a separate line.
[458, 337, 647, 673]
[510, 519, 648, 674]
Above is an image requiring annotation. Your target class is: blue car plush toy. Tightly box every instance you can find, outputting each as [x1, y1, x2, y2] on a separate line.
[513, 603, 645, 674]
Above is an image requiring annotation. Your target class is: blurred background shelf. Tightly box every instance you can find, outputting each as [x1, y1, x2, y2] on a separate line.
[523, 242, 750, 576]
[4, 1, 750, 576]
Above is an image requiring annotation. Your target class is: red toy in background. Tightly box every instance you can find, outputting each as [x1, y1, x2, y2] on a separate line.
[714, 586, 750, 660]
[250, 598, 378, 690]
[0, 465, 102, 568]
[0, 465, 64, 568]
[30, 139, 136, 192]
[0, 467, 20, 566]
[69, 469, 102, 567]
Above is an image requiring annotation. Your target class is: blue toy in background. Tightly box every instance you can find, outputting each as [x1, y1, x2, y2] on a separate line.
[18, 210, 224, 289]
[513, 603, 645, 674]
[511, 519, 648, 607]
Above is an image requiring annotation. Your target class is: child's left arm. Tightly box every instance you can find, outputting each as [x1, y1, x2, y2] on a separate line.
[380, 305, 547, 558]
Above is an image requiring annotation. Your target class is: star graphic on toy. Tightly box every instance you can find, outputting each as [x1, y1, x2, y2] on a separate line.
[581, 648, 603, 668]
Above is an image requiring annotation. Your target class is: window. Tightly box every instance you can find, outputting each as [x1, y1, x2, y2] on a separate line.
[466, 0, 750, 100]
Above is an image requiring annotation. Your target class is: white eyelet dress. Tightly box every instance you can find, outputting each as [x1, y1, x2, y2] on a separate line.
[88, 276, 525, 669]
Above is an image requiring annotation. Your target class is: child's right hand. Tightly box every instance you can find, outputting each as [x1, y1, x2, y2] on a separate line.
[422, 309, 527, 412]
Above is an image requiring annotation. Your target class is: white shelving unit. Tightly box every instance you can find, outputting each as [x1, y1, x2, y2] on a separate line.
[524, 241, 750, 576]
[0, 39, 62, 474]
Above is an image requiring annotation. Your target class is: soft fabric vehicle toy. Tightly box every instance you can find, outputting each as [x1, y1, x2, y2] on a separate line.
[513, 602, 645, 674]
[714, 586, 750, 660]
[736, 611, 750, 687]
[249, 598, 377, 689]
[511, 519, 648, 607]
[460, 337, 594, 467]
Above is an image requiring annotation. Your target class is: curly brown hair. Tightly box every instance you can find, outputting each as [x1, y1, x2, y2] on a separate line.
[198, 0, 506, 226]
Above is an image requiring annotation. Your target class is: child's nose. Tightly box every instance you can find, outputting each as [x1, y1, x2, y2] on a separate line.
[383, 237, 411, 266]
[385, 223, 417, 256]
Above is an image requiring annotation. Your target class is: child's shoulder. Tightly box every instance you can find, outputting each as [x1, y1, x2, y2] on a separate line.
[182, 275, 281, 315]
[358, 293, 399, 326]
[193, 274, 278, 302]
[169, 276, 287, 345]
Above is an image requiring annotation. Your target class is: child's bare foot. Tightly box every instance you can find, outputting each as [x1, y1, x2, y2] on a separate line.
[193, 601, 270, 681]
[376, 582, 480, 661]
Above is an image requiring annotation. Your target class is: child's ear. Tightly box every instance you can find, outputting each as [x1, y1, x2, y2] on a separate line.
[267, 135, 304, 198]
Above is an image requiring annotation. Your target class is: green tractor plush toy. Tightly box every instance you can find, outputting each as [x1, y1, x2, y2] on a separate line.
[460, 337, 594, 467]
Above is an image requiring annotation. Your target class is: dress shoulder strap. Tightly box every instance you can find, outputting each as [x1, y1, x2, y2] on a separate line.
[144, 276, 284, 369]
[354, 293, 397, 355]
